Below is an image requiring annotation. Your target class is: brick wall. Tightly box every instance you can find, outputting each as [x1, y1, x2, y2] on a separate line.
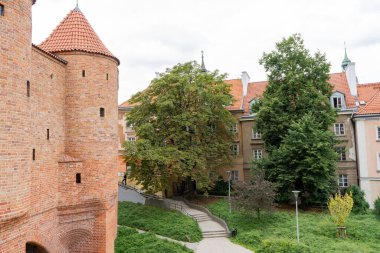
[0, 3, 119, 252]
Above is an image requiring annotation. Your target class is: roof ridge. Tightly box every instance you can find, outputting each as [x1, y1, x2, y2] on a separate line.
[358, 82, 380, 87]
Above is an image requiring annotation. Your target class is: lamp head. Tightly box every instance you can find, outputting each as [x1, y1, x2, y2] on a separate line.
[292, 190, 300, 198]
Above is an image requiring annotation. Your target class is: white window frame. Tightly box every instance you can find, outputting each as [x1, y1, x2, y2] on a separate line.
[332, 96, 343, 109]
[334, 123, 345, 136]
[253, 149, 263, 160]
[336, 147, 346, 161]
[338, 174, 348, 187]
[127, 137, 136, 142]
[230, 170, 239, 181]
[377, 153, 380, 171]
[230, 144, 239, 156]
[252, 129, 262, 139]
[231, 123, 238, 134]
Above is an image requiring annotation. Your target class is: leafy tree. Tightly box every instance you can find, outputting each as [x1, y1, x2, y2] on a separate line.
[231, 170, 276, 218]
[374, 197, 380, 218]
[346, 185, 369, 214]
[254, 34, 337, 203]
[123, 62, 235, 193]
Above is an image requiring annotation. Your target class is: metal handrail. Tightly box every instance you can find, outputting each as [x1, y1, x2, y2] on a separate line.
[118, 182, 162, 200]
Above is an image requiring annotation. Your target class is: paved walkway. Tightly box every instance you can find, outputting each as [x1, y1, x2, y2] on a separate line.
[118, 186, 253, 253]
[167, 199, 254, 253]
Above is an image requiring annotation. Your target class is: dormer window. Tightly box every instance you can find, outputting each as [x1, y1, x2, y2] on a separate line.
[330, 92, 346, 109]
[333, 97, 342, 108]
[249, 98, 259, 114]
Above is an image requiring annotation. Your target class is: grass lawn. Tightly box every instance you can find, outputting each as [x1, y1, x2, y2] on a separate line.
[115, 226, 193, 253]
[207, 199, 380, 253]
[118, 201, 202, 242]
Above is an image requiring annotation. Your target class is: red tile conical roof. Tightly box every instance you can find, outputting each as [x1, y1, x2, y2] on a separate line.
[39, 8, 119, 64]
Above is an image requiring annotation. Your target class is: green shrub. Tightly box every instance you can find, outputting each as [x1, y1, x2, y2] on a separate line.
[118, 202, 202, 242]
[257, 239, 311, 253]
[208, 176, 228, 196]
[374, 197, 380, 218]
[115, 227, 193, 253]
[347, 185, 369, 214]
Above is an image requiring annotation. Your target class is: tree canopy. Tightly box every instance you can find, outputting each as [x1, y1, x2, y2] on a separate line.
[254, 34, 338, 203]
[123, 62, 235, 193]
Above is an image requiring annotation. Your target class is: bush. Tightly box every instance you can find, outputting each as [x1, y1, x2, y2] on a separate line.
[115, 227, 192, 253]
[208, 176, 228, 196]
[257, 239, 311, 253]
[374, 197, 380, 218]
[347, 185, 369, 214]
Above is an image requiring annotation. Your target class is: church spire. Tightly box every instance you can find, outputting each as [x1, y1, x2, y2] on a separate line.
[341, 42, 351, 71]
[201, 50, 207, 72]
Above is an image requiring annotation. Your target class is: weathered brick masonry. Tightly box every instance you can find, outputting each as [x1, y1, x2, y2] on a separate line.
[0, 1, 119, 252]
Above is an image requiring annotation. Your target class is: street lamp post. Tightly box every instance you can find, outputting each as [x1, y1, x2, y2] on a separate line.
[292, 190, 300, 243]
[226, 170, 232, 213]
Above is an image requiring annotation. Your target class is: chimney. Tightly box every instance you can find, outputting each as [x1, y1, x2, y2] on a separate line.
[345, 62, 358, 97]
[241, 71, 250, 96]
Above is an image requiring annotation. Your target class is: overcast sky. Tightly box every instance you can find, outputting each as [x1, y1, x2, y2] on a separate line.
[32, 0, 380, 104]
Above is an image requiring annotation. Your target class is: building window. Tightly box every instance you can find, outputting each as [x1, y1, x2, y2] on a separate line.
[229, 170, 239, 181]
[127, 137, 136, 142]
[334, 123, 345, 136]
[32, 149, 35, 161]
[82, 70, 86, 77]
[106, 73, 109, 80]
[50, 74, 54, 79]
[47, 129, 50, 140]
[230, 144, 239, 156]
[332, 96, 343, 109]
[252, 129, 261, 139]
[377, 127, 380, 140]
[27, 81, 30, 97]
[76, 173, 81, 184]
[230, 124, 238, 134]
[100, 107, 105, 117]
[336, 147, 346, 161]
[0, 4, 4, 16]
[253, 149, 263, 160]
[338, 174, 348, 187]
[377, 153, 380, 171]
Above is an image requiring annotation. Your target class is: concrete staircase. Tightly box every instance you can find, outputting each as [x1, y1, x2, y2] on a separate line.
[167, 199, 229, 239]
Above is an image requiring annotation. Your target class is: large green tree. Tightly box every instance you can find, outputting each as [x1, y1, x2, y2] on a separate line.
[254, 34, 337, 203]
[124, 62, 235, 193]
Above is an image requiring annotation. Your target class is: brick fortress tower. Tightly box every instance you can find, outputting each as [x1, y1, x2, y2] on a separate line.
[0, 1, 119, 252]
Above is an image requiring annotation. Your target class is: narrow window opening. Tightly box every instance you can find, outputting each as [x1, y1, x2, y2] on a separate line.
[100, 107, 105, 117]
[50, 74, 54, 79]
[32, 149, 35, 161]
[47, 129, 50, 140]
[82, 70, 86, 77]
[106, 73, 109, 80]
[0, 4, 4, 16]
[27, 81, 30, 97]
[76, 173, 81, 184]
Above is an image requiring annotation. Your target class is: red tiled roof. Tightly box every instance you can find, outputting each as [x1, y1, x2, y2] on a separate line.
[243, 81, 268, 112]
[225, 79, 243, 110]
[226, 73, 357, 114]
[119, 100, 139, 108]
[357, 83, 380, 115]
[39, 8, 119, 64]
[328, 72, 356, 108]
